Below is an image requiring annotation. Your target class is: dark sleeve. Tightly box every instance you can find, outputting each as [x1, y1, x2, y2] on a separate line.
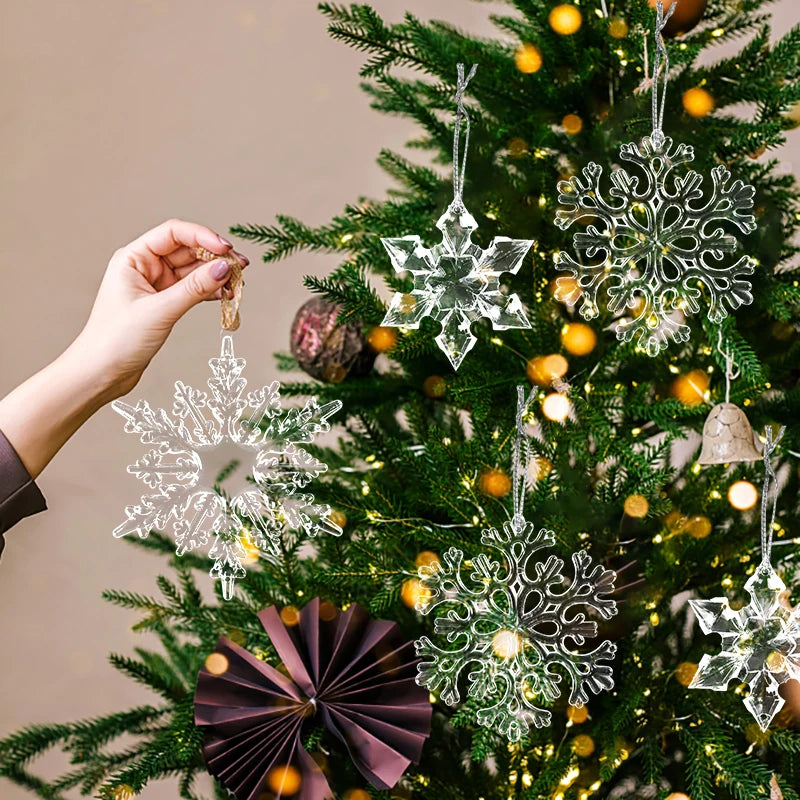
[0, 429, 47, 556]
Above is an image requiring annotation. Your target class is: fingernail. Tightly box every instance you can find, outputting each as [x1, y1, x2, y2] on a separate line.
[237, 252, 250, 265]
[211, 259, 230, 280]
[218, 235, 233, 247]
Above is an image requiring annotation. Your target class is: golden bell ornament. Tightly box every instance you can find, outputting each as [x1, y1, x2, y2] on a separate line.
[697, 402, 761, 464]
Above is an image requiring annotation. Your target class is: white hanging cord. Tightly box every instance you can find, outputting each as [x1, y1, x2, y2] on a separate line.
[651, 1, 677, 147]
[759, 425, 785, 565]
[511, 385, 537, 526]
[452, 63, 478, 205]
[716, 328, 740, 404]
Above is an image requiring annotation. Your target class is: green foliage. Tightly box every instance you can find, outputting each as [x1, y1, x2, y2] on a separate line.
[4, 0, 800, 798]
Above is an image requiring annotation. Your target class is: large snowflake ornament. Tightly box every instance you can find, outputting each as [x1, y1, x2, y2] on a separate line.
[381, 200, 533, 369]
[555, 135, 756, 355]
[415, 515, 617, 740]
[112, 335, 342, 599]
[690, 561, 800, 731]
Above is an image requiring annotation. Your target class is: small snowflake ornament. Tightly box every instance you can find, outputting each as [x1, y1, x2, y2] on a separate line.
[381, 64, 533, 370]
[415, 516, 617, 740]
[690, 425, 799, 731]
[382, 202, 533, 369]
[113, 335, 342, 599]
[554, 3, 756, 356]
[690, 562, 800, 731]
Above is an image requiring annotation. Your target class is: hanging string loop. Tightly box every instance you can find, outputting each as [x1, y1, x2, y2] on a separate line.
[650, 1, 676, 147]
[716, 328, 740, 405]
[452, 63, 478, 206]
[193, 247, 244, 331]
[760, 425, 785, 564]
[511, 385, 537, 529]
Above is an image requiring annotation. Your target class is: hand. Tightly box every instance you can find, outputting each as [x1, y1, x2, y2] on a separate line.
[0, 220, 250, 478]
[72, 219, 249, 399]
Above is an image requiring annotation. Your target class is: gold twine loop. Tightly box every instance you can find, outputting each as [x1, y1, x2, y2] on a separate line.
[193, 246, 243, 331]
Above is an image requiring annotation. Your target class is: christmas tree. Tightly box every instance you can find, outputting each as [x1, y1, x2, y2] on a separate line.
[3, 1, 800, 798]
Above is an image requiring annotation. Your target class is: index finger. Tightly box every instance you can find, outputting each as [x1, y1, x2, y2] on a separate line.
[129, 218, 231, 259]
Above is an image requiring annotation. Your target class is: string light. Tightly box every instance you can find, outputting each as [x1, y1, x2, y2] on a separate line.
[549, 4, 583, 35]
[559, 766, 581, 787]
[551, 275, 581, 303]
[279, 606, 301, 626]
[670, 369, 709, 405]
[665, 511, 686, 533]
[528, 456, 553, 482]
[527, 354, 569, 386]
[329, 509, 348, 529]
[239, 533, 260, 566]
[542, 393, 571, 422]
[366, 326, 397, 352]
[561, 322, 597, 355]
[415, 551, 440, 568]
[508, 137, 528, 157]
[572, 734, 595, 756]
[685, 515, 712, 539]
[480, 468, 513, 497]
[492, 630, 523, 659]
[566, 704, 588, 723]
[562, 113, 583, 134]
[267, 765, 302, 795]
[204, 652, 229, 676]
[608, 18, 629, 38]
[423, 375, 447, 398]
[683, 86, 715, 118]
[401, 578, 432, 609]
[624, 494, 649, 518]
[344, 790, 372, 800]
[514, 43, 542, 73]
[728, 480, 758, 510]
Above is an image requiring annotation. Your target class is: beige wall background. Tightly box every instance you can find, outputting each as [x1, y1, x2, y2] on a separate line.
[1, 2, 798, 798]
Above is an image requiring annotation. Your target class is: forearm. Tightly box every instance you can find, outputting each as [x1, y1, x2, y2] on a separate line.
[0, 340, 118, 478]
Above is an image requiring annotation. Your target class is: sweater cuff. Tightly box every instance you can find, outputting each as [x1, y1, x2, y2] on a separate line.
[0, 429, 47, 553]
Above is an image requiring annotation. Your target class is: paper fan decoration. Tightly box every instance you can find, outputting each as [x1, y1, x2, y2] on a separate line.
[194, 598, 432, 800]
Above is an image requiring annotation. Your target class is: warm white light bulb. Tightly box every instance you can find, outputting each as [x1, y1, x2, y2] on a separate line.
[542, 393, 571, 422]
[492, 630, 522, 659]
[728, 480, 758, 511]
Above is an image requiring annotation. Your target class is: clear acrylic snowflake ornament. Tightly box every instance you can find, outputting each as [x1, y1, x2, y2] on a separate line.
[555, 2, 756, 356]
[381, 64, 533, 370]
[113, 334, 342, 600]
[690, 426, 800, 731]
[415, 388, 618, 740]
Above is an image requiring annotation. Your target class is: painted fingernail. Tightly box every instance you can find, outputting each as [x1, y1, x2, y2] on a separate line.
[211, 259, 230, 280]
[237, 252, 250, 265]
[218, 235, 233, 247]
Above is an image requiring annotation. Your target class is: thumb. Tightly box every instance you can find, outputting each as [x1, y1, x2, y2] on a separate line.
[157, 259, 231, 322]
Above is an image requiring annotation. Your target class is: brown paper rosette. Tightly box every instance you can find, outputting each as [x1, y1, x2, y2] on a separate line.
[194, 599, 431, 800]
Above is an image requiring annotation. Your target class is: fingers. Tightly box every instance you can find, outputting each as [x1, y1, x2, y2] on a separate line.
[172, 250, 248, 278]
[129, 218, 231, 260]
[154, 258, 233, 323]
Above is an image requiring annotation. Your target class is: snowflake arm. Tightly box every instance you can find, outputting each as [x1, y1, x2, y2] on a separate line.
[113, 399, 192, 452]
